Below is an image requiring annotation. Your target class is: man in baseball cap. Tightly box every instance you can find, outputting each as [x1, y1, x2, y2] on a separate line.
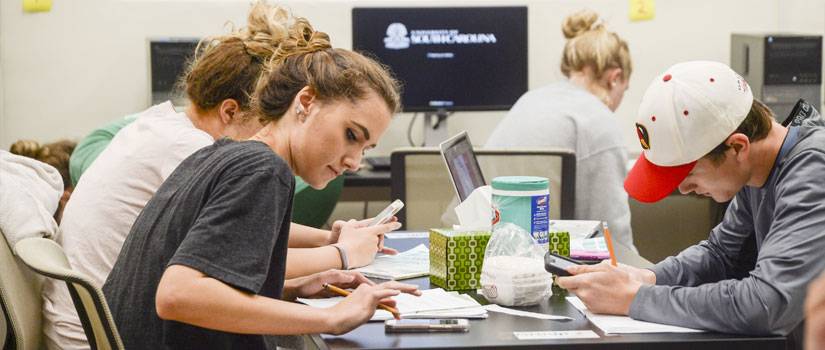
[557, 61, 825, 336]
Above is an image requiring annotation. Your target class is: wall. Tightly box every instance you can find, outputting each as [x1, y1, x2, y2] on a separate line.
[4, 0, 821, 155]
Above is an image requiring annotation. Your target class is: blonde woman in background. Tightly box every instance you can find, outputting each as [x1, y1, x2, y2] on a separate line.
[44, 3, 395, 349]
[485, 10, 636, 251]
[9, 139, 75, 223]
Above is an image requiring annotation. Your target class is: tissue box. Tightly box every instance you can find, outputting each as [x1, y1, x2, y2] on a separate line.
[429, 229, 492, 291]
[548, 231, 570, 257]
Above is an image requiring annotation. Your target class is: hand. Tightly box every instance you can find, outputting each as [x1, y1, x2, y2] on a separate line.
[335, 219, 401, 268]
[325, 281, 421, 335]
[555, 261, 644, 315]
[329, 217, 399, 253]
[805, 271, 825, 350]
[566, 261, 657, 286]
[289, 270, 374, 299]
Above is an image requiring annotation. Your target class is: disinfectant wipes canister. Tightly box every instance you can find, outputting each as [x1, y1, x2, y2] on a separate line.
[491, 176, 550, 247]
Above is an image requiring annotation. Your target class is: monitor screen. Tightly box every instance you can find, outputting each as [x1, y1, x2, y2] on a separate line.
[352, 7, 528, 112]
[440, 131, 486, 201]
[149, 38, 199, 105]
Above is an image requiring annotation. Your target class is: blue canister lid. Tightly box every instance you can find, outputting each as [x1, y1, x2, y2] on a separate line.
[491, 176, 549, 191]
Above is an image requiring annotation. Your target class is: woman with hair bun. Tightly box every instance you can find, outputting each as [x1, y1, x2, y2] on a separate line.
[45, 3, 401, 349]
[102, 21, 419, 349]
[486, 9, 637, 251]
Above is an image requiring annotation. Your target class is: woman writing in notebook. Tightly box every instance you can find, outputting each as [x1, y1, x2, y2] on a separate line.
[102, 19, 419, 350]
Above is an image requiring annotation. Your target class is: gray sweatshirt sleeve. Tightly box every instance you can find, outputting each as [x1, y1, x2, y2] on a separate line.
[628, 150, 825, 335]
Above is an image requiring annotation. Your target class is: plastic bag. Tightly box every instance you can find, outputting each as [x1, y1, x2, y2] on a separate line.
[480, 223, 553, 306]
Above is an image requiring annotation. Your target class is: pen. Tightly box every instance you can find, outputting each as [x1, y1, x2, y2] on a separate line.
[322, 283, 401, 319]
[603, 223, 617, 267]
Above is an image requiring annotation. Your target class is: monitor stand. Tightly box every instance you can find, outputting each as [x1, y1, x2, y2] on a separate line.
[423, 109, 450, 146]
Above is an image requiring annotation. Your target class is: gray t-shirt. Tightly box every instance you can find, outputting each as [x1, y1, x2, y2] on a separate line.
[485, 80, 635, 250]
[103, 139, 294, 349]
[630, 121, 825, 335]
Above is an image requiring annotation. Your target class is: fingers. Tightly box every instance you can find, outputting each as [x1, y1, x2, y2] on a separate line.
[379, 247, 399, 255]
[354, 217, 373, 228]
[566, 261, 611, 275]
[343, 270, 374, 286]
[364, 221, 402, 236]
[556, 274, 590, 290]
[378, 281, 422, 296]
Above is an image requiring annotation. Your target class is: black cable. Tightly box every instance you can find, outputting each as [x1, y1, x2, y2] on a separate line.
[407, 112, 419, 146]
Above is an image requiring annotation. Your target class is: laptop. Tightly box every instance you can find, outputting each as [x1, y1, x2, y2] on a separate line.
[439, 131, 486, 202]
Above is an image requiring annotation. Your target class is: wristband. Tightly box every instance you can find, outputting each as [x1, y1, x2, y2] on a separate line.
[332, 243, 349, 270]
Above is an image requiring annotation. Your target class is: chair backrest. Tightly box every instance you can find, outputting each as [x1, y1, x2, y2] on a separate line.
[391, 147, 576, 230]
[0, 229, 43, 350]
[15, 238, 124, 350]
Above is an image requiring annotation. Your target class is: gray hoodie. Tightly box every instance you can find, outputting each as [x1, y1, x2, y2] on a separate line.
[629, 103, 825, 336]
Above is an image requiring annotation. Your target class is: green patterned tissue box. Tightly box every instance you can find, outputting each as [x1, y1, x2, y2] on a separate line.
[548, 231, 571, 257]
[429, 229, 491, 291]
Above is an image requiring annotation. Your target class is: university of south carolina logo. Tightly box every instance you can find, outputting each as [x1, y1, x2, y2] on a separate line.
[384, 23, 410, 50]
[636, 123, 651, 150]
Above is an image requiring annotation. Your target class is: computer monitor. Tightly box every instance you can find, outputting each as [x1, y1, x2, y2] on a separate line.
[352, 7, 528, 112]
[149, 38, 200, 105]
[440, 131, 486, 202]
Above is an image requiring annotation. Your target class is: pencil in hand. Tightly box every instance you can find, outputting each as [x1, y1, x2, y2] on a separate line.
[322, 283, 401, 319]
[603, 223, 617, 267]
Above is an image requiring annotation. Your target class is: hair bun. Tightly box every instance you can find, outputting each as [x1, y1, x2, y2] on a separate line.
[9, 140, 46, 159]
[239, 3, 292, 58]
[270, 19, 331, 62]
[562, 10, 602, 39]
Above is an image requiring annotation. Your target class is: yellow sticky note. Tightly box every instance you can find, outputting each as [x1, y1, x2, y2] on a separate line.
[23, 0, 52, 13]
[629, 0, 655, 21]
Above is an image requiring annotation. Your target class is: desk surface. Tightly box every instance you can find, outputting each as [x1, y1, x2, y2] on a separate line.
[310, 236, 786, 350]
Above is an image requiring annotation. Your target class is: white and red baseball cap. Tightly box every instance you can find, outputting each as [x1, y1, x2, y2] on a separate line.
[624, 61, 754, 203]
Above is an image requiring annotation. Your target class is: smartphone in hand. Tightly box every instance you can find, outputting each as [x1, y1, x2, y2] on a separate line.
[544, 251, 582, 277]
[369, 199, 404, 227]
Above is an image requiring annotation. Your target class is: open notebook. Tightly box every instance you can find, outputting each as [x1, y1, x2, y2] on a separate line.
[353, 244, 429, 280]
[566, 297, 703, 334]
[299, 288, 488, 321]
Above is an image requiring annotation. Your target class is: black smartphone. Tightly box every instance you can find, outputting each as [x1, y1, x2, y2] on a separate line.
[544, 251, 582, 277]
[385, 319, 470, 333]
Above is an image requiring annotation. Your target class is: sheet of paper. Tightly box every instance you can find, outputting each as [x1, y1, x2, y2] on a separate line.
[514, 330, 599, 340]
[570, 237, 610, 260]
[299, 288, 487, 321]
[549, 220, 602, 240]
[566, 297, 703, 334]
[354, 244, 429, 280]
[385, 231, 429, 239]
[484, 304, 573, 321]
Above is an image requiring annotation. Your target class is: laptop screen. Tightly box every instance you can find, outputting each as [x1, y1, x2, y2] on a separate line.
[440, 131, 486, 201]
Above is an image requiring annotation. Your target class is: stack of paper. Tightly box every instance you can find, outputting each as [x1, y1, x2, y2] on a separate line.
[299, 288, 488, 321]
[566, 297, 704, 334]
[354, 244, 429, 280]
[570, 237, 610, 260]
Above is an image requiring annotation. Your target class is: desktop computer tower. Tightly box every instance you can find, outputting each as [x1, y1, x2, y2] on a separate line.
[731, 34, 822, 123]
